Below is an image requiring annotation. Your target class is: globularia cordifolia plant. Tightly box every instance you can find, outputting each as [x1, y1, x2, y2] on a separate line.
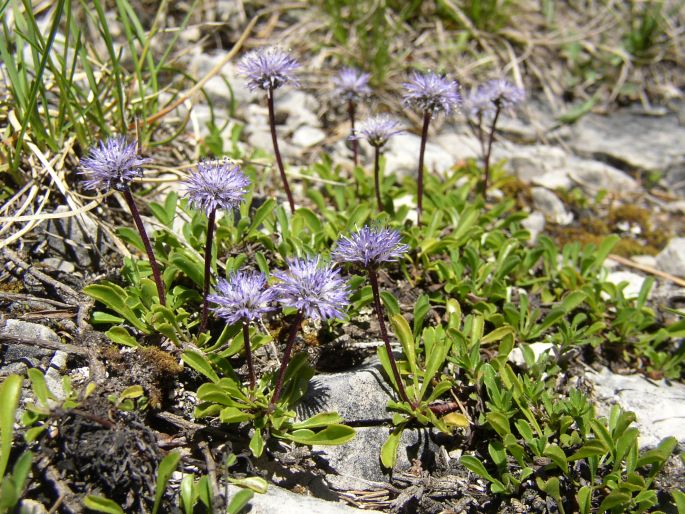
[209, 270, 276, 390]
[333, 67, 372, 167]
[402, 71, 461, 224]
[80, 136, 166, 306]
[352, 114, 404, 211]
[183, 159, 250, 333]
[238, 46, 300, 213]
[332, 226, 413, 407]
[464, 78, 524, 194]
[270, 257, 350, 408]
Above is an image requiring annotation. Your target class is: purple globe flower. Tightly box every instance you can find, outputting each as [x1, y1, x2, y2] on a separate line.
[465, 79, 525, 119]
[352, 114, 404, 148]
[333, 226, 409, 268]
[485, 78, 525, 110]
[333, 67, 372, 102]
[238, 46, 300, 91]
[79, 136, 150, 192]
[272, 257, 350, 321]
[183, 159, 250, 216]
[402, 71, 461, 116]
[209, 270, 276, 325]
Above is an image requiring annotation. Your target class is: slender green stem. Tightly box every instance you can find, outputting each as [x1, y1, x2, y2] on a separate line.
[416, 110, 432, 226]
[267, 87, 295, 213]
[482, 103, 502, 196]
[270, 310, 304, 408]
[123, 188, 165, 306]
[199, 207, 216, 334]
[367, 267, 413, 407]
[243, 321, 256, 391]
[373, 145, 383, 211]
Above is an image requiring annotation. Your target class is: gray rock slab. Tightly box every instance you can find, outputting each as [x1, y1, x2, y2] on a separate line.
[531, 187, 573, 225]
[521, 211, 545, 243]
[225, 483, 382, 514]
[587, 367, 685, 448]
[571, 110, 685, 178]
[565, 157, 639, 194]
[0, 319, 59, 363]
[385, 133, 455, 178]
[605, 271, 648, 299]
[299, 365, 395, 422]
[435, 132, 480, 162]
[292, 126, 326, 148]
[313, 426, 438, 483]
[41, 205, 99, 267]
[656, 238, 685, 277]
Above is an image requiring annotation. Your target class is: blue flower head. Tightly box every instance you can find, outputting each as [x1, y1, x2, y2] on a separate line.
[333, 67, 372, 102]
[402, 71, 461, 116]
[332, 226, 409, 268]
[465, 79, 525, 119]
[238, 46, 300, 91]
[183, 159, 250, 216]
[272, 257, 350, 321]
[79, 136, 150, 192]
[209, 270, 276, 325]
[351, 114, 404, 148]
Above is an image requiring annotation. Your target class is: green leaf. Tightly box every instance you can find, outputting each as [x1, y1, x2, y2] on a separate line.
[180, 474, 195, 514]
[83, 283, 149, 333]
[83, 495, 125, 514]
[390, 314, 416, 376]
[377, 345, 398, 392]
[570, 439, 608, 461]
[672, 489, 685, 513]
[119, 385, 144, 400]
[249, 198, 276, 233]
[292, 411, 344, 430]
[220, 407, 254, 424]
[285, 424, 355, 446]
[380, 291, 401, 317]
[380, 427, 403, 469]
[412, 295, 431, 338]
[27, 368, 53, 406]
[486, 412, 511, 438]
[481, 325, 514, 344]
[227, 489, 253, 514]
[543, 444, 568, 474]
[153, 451, 181, 514]
[170, 251, 204, 289]
[460, 455, 498, 485]
[228, 476, 268, 494]
[249, 429, 264, 457]
[182, 350, 220, 383]
[576, 486, 592, 514]
[105, 326, 140, 347]
[0, 375, 22, 478]
[597, 490, 632, 513]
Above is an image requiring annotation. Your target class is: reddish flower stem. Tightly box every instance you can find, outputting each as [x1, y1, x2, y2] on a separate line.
[123, 188, 165, 306]
[481, 103, 502, 196]
[348, 99, 359, 167]
[416, 110, 432, 226]
[270, 310, 305, 408]
[242, 321, 256, 391]
[199, 207, 216, 334]
[373, 145, 383, 212]
[367, 267, 414, 407]
[267, 88, 295, 213]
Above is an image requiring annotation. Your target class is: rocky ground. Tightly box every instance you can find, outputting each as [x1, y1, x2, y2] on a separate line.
[2, 1, 685, 513]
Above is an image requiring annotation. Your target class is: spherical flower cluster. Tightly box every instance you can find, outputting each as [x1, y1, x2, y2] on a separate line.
[209, 270, 276, 325]
[238, 46, 300, 91]
[183, 160, 250, 216]
[352, 114, 404, 148]
[272, 257, 350, 321]
[402, 71, 461, 116]
[333, 67, 372, 102]
[465, 79, 525, 119]
[333, 226, 409, 268]
[79, 136, 149, 192]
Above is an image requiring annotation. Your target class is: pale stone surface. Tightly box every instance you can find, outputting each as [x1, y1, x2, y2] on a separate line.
[292, 126, 327, 148]
[587, 367, 685, 448]
[509, 342, 557, 367]
[531, 187, 573, 225]
[656, 238, 685, 277]
[521, 211, 546, 243]
[605, 271, 648, 299]
[565, 158, 639, 194]
[435, 132, 481, 162]
[225, 483, 382, 514]
[384, 133, 456, 178]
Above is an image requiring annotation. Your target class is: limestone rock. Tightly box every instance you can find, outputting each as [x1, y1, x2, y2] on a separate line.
[656, 238, 685, 277]
[531, 187, 573, 225]
[385, 133, 455, 178]
[587, 367, 685, 448]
